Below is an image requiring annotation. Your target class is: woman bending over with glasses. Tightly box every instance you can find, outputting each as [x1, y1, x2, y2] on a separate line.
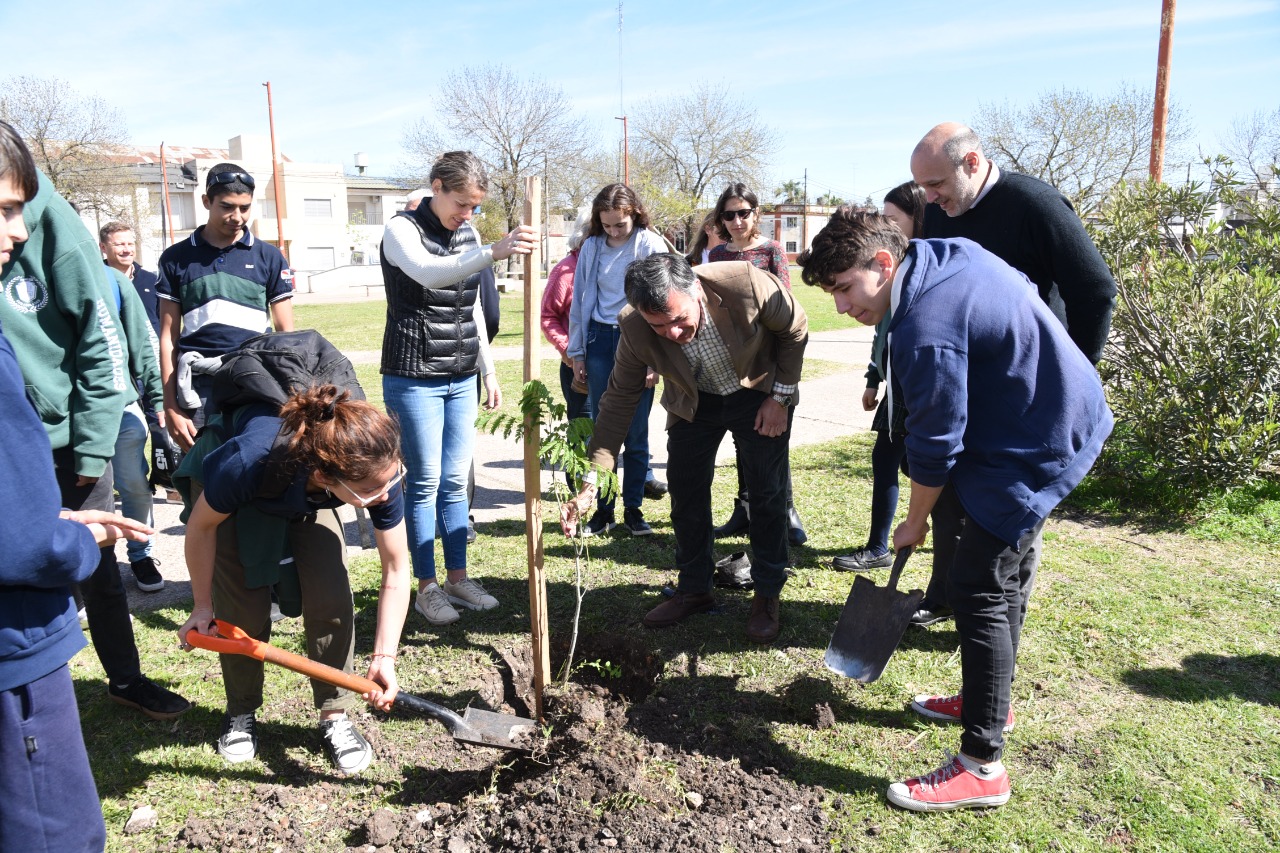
[178, 384, 411, 776]
[567, 183, 668, 537]
[707, 183, 806, 546]
[380, 151, 536, 627]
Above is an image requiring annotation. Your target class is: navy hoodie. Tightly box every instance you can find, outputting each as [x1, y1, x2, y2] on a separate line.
[0, 324, 100, 691]
[888, 238, 1113, 547]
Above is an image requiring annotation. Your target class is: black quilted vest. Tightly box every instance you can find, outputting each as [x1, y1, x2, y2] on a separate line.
[379, 204, 481, 379]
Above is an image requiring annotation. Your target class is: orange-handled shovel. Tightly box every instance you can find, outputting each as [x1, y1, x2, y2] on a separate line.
[187, 619, 535, 751]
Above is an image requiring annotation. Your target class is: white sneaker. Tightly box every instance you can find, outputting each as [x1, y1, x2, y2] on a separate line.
[320, 715, 373, 775]
[217, 713, 258, 764]
[415, 583, 461, 625]
[444, 576, 499, 611]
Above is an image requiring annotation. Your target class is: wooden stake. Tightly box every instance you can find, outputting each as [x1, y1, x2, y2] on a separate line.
[522, 176, 549, 718]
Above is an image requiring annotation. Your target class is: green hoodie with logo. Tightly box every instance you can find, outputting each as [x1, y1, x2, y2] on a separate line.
[0, 172, 129, 478]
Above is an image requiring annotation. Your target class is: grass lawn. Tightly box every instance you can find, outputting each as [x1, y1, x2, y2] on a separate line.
[78, 430, 1280, 850]
[80, 289, 1279, 850]
[292, 269, 857, 354]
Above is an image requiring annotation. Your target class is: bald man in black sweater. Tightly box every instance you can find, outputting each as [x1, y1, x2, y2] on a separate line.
[904, 121, 1117, 629]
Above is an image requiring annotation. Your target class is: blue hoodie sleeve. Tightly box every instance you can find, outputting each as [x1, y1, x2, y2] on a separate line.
[0, 329, 99, 588]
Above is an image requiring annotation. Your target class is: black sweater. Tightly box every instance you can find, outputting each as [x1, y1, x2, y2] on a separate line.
[922, 172, 1116, 364]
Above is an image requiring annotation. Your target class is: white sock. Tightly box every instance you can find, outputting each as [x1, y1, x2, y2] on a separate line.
[958, 753, 1003, 776]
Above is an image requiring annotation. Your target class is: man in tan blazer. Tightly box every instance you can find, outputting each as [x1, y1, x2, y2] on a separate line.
[561, 254, 808, 643]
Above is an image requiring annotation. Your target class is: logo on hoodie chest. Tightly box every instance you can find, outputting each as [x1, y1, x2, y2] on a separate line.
[4, 277, 49, 314]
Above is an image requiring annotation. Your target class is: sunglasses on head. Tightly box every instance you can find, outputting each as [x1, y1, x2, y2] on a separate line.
[207, 171, 256, 191]
[721, 208, 755, 222]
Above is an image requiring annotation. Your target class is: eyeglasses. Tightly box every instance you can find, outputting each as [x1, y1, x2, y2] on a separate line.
[335, 465, 405, 508]
[720, 208, 755, 222]
[206, 171, 256, 191]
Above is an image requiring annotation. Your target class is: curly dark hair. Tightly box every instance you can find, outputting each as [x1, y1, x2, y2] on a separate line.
[797, 206, 908, 287]
[278, 384, 401, 482]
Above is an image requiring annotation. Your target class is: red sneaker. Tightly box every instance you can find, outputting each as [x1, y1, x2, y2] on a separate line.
[911, 692, 1015, 733]
[887, 754, 1011, 812]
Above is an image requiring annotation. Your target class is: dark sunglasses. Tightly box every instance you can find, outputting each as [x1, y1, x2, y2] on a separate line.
[721, 208, 755, 222]
[207, 171, 256, 191]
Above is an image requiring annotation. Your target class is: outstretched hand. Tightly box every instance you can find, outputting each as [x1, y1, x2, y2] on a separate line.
[560, 484, 597, 537]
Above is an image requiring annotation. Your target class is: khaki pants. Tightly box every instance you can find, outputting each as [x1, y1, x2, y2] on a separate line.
[192, 483, 356, 716]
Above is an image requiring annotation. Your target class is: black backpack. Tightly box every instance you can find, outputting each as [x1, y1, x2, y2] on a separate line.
[203, 329, 366, 499]
[212, 329, 365, 416]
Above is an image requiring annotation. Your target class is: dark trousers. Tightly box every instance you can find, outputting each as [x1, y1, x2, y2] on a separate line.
[867, 429, 907, 552]
[0, 664, 107, 853]
[951, 517, 1045, 762]
[192, 483, 357, 716]
[669, 389, 789, 597]
[923, 482, 966, 608]
[53, 449, 142, 686]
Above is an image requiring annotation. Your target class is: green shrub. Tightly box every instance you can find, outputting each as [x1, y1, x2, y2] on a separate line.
[1089, 160, 1280, 511]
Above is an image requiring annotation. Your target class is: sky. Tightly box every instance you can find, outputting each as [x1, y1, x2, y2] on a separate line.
[3, 0, 1278, 205]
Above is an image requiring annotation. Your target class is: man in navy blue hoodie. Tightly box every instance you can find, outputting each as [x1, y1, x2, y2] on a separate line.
[799, 208, 1112, 812]
[0, 123, 152, 853]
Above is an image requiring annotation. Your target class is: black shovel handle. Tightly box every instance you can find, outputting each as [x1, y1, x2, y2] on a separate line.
[885, 545, 915, 592]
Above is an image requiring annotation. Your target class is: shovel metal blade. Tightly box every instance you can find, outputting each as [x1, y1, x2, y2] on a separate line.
[824, 549, 923, 683]
[394, 692, 536, 752]
[457, 707, 538, 752]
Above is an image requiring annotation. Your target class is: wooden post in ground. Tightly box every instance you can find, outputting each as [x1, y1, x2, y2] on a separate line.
[522, 176, 549, 718]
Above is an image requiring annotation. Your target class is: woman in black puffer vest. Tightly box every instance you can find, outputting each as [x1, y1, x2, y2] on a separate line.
[379, 151, 536, 628]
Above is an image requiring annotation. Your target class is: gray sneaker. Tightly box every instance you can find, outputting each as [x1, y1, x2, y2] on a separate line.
[415, 584, 461, 625]
[217, 712, 258, 764]
[320, 716, 373, 775]
[444, 576, 499, 611]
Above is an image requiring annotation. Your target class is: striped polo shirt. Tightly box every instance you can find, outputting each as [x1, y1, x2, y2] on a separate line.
[156, 225, 294, 357]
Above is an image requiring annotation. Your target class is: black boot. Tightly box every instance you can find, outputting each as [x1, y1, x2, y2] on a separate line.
[714, 498, 751, 538]
[787, 502, 807, 547]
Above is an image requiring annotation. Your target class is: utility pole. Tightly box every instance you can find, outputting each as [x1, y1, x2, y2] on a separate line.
[159, 141, 174, 246]
[263, 82, 289, 262]
[617, 2, 629, 184]
[1149, 0, 1177, 181]
[801, 169, 809, 254]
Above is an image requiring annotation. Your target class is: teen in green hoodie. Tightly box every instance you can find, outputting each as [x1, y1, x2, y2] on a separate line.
[0, 168, 189, 720]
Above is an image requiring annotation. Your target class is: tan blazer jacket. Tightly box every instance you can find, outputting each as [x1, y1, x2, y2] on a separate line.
[588, 261, 808, 471]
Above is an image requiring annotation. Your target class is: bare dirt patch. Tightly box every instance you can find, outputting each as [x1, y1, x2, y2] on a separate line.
[162, 634, 836, 851]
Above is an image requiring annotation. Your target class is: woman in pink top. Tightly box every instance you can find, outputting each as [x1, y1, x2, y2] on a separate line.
[706, 183, 805, 547]
[541, 212, 593, 423]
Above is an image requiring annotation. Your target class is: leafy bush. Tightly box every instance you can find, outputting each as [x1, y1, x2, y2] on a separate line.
[1088, 160, 1280, 511]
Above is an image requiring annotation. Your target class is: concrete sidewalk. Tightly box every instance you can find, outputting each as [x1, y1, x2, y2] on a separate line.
[119, 327, 876, 614]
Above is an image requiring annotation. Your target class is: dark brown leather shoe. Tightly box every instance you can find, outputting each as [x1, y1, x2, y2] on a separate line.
[746, 594, 781, 643]
[643, 591, 715, 628]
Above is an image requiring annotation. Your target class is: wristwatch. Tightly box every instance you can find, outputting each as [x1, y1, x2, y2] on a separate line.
[771, 392, 793, 408]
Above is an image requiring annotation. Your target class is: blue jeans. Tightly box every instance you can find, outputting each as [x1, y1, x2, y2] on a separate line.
[384, 373, 477, 581]
[112, 402, 154, 562]
[585, 320, 653, 513]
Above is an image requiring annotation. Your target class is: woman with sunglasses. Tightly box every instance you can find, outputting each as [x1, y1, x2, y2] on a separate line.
[178, 384, 411, 776]
[567, 183, 668, 537]
[380, 151, 535, 627]
[707, 183, 806, 546]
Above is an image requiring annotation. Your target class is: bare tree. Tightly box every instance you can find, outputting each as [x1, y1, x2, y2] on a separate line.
[401, 65, 593, 235]
[631, 83, 777, 243]
[1221, 106, 1280, 190]
[0, 75, 133, 215]
[973, 84, 1193, 214]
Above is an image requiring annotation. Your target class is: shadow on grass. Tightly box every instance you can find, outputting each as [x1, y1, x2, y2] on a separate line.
[1122, 652, 1280, 706]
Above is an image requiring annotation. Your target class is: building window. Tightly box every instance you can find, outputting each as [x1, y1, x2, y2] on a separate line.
[261, 199, 276, 220]
[785, 241, 798, 253]
[304, 198, 333, 219]
[785, 217, 798, 229]
[305, 247, 335, 270]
